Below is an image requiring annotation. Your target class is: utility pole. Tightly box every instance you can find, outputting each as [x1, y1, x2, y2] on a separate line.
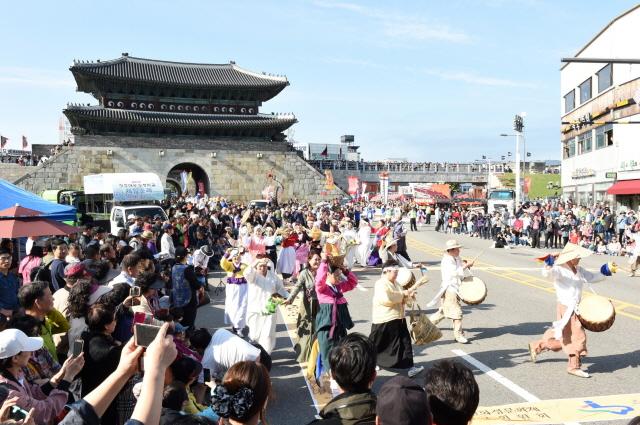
[513, 114, 525, 210]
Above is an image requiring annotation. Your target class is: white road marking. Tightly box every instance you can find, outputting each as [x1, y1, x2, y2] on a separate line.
[356, 284, 369, 292]
[452, 349, 581, 425]
[279, 308, 322, 414]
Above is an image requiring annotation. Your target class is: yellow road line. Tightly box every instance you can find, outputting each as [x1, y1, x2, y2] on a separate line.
[408, 237, 640, 323]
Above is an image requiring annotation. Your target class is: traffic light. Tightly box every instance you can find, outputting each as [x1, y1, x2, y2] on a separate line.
[526, 152, 531, 157]
[482, 155, 486, 160]
[501, 155, 505, 160]
[508, 152, 512, 157]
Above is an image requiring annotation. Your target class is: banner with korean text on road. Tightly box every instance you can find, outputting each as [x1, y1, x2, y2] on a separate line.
[472, 393, 640, 425]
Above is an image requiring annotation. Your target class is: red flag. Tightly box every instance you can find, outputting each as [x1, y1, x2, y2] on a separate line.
[0, 136, 8, 148]
[320, 145, 328, 157]
[22, 136, 28, 149]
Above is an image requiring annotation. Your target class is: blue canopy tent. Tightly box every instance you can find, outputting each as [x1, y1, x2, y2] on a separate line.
[0, 179, 76, 222]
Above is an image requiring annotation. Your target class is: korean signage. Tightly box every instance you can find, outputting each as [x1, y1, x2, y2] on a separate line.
[571, 168, 596, 179]
[84, 173, 164, 202]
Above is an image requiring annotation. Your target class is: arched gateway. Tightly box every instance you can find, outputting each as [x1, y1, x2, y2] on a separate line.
[167, 163, 209, 197]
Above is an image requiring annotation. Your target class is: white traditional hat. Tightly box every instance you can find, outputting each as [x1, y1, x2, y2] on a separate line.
[554, 243, 593, 265]
[0, 329, 43, 359]
[444, 239, 463, 250]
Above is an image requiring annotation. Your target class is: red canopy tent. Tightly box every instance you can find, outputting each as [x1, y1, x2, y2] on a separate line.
[414, 188, 450, 205]
[0, 205, 80, 238]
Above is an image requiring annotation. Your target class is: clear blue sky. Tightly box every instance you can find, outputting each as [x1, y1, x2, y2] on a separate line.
[1, 0, 637, 161]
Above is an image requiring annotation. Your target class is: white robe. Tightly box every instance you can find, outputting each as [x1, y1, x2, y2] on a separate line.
[342, 228, 359, 269]
[245, 267, 289, 353]
[357, 225, 372, 266]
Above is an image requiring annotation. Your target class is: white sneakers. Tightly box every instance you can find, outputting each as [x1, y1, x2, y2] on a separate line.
[408, 366, 424, 378]
[568, 369, 590, 378]
[455, 334, 469, 344]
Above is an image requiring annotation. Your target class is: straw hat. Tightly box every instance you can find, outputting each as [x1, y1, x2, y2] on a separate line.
[444, 239, 463, 251]
[555, 243, 593, 265]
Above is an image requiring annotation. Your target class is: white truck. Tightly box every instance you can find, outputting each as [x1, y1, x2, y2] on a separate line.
[83, 173, 168, 235]
[487, 189, 516, 214]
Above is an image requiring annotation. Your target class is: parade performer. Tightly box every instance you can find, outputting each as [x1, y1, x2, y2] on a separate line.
[285, 250, 322, 363]
[529, 243, 609, 378]
[245, 257, 289, 354]
[341, 219, 359, 270]
[315, 255, 357, 377]
[428, 239, 474, 344]
[392, 213, 411, 261]
[246, 225, 266, 261]
[357, 218, 372, 267]
[370, 260, 424, 378]
[263, 226, 279, 267]
[276, 227, 297, 282]
[220, 247, 249, 336]
[367, 219, 389, 267]
[293, 222, 311, 280]
[380, 238, 414, 268]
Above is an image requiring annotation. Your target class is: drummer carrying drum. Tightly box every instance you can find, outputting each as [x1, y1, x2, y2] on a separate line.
[427, 239, 475, 344]
[529, 243, 611, 378]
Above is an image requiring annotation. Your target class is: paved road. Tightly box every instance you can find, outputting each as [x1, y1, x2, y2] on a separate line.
[197, 226, 640, 425]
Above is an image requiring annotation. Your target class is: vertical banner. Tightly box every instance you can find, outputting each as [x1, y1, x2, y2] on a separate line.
[180, 171, 188, 194]
[379, 172, 389, 204]
[524, 176, 532, 194]
[361, 182, 367, 194]
[347, 176, 359, 195]
[324, 170, 335, 190]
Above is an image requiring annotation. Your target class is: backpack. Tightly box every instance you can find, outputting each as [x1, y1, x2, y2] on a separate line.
[30, 258, 54, 284]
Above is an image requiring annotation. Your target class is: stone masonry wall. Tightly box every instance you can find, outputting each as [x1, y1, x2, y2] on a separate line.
[13, 136, 346, 202]
[0, 163, 36, 183]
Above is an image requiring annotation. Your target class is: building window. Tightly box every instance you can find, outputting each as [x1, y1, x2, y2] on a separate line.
[597, 63, 612, 93]
[564, 90, 575, 113]
[595, 124, 613, 149]
[568, 138, 576, 157]
[579, 78, 592, 104]
[578, 131, 592, 155]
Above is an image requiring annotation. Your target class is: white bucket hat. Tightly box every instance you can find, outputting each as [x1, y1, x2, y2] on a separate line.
[0, 329, 44, 359]
[554, 243, 593, 265]
[445, 239, 463, 251]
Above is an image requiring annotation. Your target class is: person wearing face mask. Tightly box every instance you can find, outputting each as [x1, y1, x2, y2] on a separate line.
[528, 243, 610, 378]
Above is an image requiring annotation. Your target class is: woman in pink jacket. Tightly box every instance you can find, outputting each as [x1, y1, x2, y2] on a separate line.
[0, 328, 84, 425]
[314, 258, 358, 377]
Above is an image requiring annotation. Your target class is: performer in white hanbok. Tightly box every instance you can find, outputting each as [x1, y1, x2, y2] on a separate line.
[245, 258, 289, 354]
[341, 219, 359, 269]
[357, 218, 372, 266]
[427, 239, 474, 344]
[529, 243, 608, 378]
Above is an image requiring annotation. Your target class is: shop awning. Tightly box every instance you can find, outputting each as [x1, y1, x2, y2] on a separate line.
[607, 179, 640, 195]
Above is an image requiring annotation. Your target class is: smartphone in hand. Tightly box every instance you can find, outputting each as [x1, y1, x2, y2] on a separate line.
[134, 323, 162, 348]
[72, 339, 84, 357]
[130, 286, 141, 297]
[9, 406, 29, 421]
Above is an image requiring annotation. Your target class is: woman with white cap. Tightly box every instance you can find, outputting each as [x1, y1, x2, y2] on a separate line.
[0, 328, 84, 424]
[528, 243, 608, 378]
[427, 239, 474, 344]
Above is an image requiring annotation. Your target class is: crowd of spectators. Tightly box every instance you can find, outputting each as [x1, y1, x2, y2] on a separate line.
[431, 201, 640, 260]
[1, 194, 639, 424]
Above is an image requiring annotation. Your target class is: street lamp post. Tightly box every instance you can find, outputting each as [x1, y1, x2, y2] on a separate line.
[501, 114, 525, 212]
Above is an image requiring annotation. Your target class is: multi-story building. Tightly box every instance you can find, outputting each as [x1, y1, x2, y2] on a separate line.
[560, 5, 640, 210]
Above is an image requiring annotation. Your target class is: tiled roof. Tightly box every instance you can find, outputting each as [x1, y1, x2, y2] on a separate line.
[63, 105, 296, 134]
[70, 55, 288, 89]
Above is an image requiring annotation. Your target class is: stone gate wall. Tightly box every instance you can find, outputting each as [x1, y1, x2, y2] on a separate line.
[12, 136, 346, 202]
